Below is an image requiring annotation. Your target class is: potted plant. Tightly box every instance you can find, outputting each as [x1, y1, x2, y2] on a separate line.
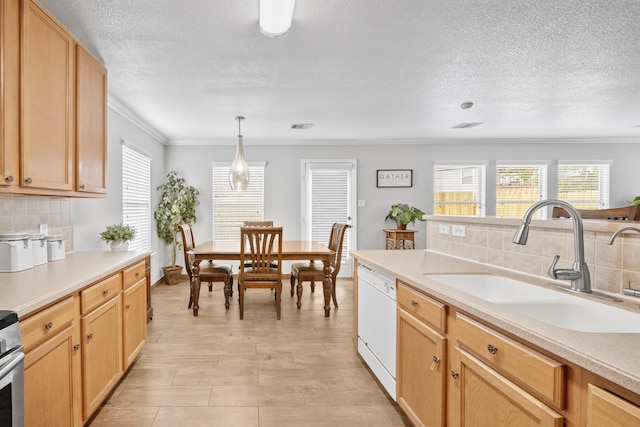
[385, 203, 426, 230]
[154, 171, 200, 285]
[100, 223, 136, 251]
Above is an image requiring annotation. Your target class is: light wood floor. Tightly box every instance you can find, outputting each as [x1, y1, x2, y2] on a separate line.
[87, 277, 411, 427]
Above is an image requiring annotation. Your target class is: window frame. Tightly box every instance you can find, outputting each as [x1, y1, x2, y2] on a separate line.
[433, 162, 487, 217]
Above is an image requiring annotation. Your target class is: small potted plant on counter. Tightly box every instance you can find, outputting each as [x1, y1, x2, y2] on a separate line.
[100, 223, 136, 251]
[385, 203, 426, 230]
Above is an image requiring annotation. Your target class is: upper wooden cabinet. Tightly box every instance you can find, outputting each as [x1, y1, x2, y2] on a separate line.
[76, 45, 107, 194]
[0, 0, 107, 196]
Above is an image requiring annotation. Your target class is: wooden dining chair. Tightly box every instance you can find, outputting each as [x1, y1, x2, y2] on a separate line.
[552, 205, 640, 221]
[289, 223, 350, 309]
[179, 224, 233, 310]
[242, 220, 277, 269]
[239, 226, 283, 320]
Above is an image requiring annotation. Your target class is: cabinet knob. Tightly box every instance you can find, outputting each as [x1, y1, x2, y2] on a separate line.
[79, 184, 86, 190]
[25, 177, 32, 185]
[487, 344, 498, 355]
[450, 370, 459, 379]
[44, 321, 53, 330]
[411, 300, 418, 307]
[5, 175, 14, 183]
[125, 304, 131, 310]
[430, 355, 440, 370]
[103, 289, 109, 296]
[73, 344, 80, 352]
[135, 272, 140, 277]
[87, 333, 93, 341]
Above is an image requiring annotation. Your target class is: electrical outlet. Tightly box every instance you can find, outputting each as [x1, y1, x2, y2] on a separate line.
[438, 224, 450, 235]
[452, 225, 466, 237]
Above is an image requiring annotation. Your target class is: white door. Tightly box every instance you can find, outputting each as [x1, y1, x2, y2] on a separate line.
[301, 160, 356, 277]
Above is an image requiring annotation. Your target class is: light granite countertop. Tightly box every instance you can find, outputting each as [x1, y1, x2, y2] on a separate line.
[1, 251, 150, 318]
[351, 249, 640, 396]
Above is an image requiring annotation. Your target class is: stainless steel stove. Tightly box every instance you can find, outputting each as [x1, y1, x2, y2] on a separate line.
[0, 310, 24, 427]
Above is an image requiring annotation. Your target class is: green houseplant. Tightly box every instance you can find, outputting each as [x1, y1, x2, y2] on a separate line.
[154, 171, 200, 285]
[100, 223, 136, 251]
[385, 203, 426, 230]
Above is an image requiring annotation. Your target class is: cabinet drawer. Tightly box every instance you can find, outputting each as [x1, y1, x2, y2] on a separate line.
[398, 282, 446, 332]
[21, 296, 75, 351]
[456, 313, 565, 408]
[81, 273, 122, 314]
[122, 261, 145, 290]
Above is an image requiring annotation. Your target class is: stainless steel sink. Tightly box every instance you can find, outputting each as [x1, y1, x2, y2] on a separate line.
[425, 274, 640, 333]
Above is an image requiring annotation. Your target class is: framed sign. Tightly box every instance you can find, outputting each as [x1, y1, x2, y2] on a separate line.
[377, 169, 413, 188]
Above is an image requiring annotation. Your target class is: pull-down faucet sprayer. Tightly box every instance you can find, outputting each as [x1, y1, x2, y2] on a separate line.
[607, 226, 640, 245]
[513, 199, 591, 293]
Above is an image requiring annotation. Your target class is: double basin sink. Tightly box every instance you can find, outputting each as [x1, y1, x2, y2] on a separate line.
[425, 274, 640, 333]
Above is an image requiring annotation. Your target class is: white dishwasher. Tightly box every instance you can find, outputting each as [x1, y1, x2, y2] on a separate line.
[357, 262, 397, 400]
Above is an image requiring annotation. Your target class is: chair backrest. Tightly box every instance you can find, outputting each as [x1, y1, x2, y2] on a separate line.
[178, 224, 196, 278]
[327, 223, 350, 278]
[552, 205, 640, 221]
[240, 226, 283, 281]
[243, 221, 274, 227]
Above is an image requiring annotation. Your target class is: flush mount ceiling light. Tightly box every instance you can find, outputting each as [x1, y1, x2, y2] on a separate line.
[229, 116, 250, 191]
[260, 0, 296, 37]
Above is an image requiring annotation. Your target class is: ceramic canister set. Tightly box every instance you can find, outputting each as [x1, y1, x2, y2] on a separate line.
[0, 233, 65, 272]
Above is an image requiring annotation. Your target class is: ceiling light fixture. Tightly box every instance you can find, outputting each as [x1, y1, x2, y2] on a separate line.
[229, 116, 250, 191]
[260, 0, 296, 37]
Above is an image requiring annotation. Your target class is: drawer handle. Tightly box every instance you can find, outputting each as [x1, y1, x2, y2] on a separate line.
[87, 333, 93, 341]
[430, 355, 440, 370]
[487, 344, 498, 355]
[103, 289, 109, 296]
[44, 321, 53, 330]
[450, 370, 459, 379]
[411, 300, 418, 307]
[73, 344, 80, 352]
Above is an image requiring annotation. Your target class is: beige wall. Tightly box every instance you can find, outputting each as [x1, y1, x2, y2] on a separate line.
[426, 216, 640, 296]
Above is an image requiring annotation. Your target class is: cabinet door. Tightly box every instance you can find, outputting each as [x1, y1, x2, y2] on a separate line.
[0, 0, 20, 188]
[123, 277, 147, 370]
[456, 348, 563, 427]
[586, 384, 640, 427]
[76, 45, 107, 194]
[21, 0, 74, 191]
[81, 295, 122, 420]
[397, 307, 447, 427]
[24, 324, 82, 427]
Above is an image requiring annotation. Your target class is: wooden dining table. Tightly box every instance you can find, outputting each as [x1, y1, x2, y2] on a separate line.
[189, 240, 335, 317]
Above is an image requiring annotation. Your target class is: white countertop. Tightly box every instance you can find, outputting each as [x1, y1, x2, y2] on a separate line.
[351, 249, 640, 396]
[1, 251, 149, 318]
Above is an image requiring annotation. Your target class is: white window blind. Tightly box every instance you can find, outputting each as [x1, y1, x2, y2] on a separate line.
[122, 144, 151, 251]
[496, 164, 548, 218]
[434, 163, 486, 216]
[558, 162, 610, 209]
[212, 164, 265, 241]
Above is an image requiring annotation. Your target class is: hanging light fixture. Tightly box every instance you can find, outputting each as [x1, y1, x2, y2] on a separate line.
[229, 116, 250, 191]
[259, 0, 296, 37]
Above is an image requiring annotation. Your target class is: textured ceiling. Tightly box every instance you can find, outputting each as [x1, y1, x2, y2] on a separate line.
[38, 0, 640, 143]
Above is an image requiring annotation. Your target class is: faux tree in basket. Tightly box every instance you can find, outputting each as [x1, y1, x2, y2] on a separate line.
[154, 171, 200, 285]
[385, 203, 426, 230]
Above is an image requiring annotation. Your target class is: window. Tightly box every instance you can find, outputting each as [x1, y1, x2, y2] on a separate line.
[122, 143, 151, 251]
[434, 163, 486, 216]
[558, 162, 610, 209]
[212, 163, 265, 241]
[496, 163, 548, 218]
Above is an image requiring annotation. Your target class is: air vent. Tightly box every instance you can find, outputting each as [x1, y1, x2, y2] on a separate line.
[291, 123, 313, 130]
[451, 122, 484, 129]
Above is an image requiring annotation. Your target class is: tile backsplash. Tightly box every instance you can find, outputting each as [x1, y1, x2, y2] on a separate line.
[426, 216, 640, 296]
[0, 194, 73, 252]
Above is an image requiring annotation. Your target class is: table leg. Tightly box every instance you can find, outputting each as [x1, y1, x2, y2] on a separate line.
[191, 259, 202, 316]
[322, 260, 332, 317]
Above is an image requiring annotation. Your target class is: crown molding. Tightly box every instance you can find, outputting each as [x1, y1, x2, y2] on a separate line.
[107, 96, 167, 144]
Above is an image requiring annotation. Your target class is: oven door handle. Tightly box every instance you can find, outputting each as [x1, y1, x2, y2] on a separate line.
[0, 351, 24, 381]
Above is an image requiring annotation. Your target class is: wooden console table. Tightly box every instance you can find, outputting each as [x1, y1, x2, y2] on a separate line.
[385, 229, 417, 250]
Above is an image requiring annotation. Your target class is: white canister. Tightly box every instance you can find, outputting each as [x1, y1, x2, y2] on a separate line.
[29, 234, 48, 266]
[46, 235, 66, 261]
[0, 233, 34, 272]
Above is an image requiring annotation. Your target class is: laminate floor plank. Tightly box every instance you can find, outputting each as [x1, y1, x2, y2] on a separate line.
[86, 278, 411, 427]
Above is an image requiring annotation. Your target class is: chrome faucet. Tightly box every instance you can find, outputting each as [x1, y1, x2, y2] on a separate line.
[513, 199, 591, 293]
[607, 226, 640, 245]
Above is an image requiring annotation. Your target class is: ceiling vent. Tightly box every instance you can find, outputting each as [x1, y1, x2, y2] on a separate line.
[451, 122, 484, 129]
[291, 123, 313, 130]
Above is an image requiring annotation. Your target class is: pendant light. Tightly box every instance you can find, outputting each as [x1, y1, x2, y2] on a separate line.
[229, 116, 250, 191]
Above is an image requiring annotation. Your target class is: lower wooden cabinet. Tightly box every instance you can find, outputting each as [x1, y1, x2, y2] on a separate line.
[123, 277, 147, 370]
[24, 324, 82, 427]
[397, 307, 447, 427]
[586, 383, 640, 427]
[456, 348, 564, 427]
